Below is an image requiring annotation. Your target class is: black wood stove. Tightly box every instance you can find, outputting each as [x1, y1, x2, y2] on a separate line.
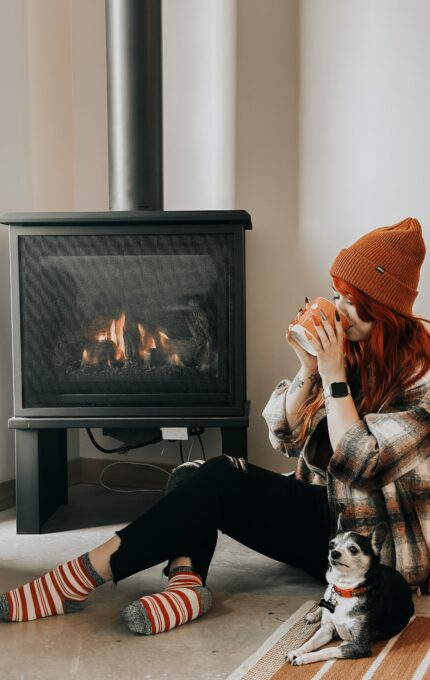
[4, 210, 251, 533]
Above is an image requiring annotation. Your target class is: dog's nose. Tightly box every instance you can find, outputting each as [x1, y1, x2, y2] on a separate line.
[331, 550, 341, 560]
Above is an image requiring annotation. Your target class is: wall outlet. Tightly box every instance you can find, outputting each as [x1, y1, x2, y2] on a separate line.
[161, 427, 189, 441]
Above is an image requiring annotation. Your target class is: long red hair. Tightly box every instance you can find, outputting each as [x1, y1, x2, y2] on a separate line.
[293, 277, 430, 446]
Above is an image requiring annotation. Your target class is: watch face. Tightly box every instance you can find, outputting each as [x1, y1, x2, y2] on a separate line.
[331, 382, 350, 398]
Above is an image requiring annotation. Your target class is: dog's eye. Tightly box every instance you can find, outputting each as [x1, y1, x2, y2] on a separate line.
[348, 546, 359, 554]
[329, 541, 335, 550]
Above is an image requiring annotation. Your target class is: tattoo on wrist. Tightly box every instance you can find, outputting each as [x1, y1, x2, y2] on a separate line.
[290, 375, 305, 394]
[308, 372, 319, 388]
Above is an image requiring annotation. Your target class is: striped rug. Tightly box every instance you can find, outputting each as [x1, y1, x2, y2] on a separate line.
[227, 601, 430, 680]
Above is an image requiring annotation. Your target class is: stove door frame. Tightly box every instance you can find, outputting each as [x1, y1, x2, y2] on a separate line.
[8, 211, 251, 418]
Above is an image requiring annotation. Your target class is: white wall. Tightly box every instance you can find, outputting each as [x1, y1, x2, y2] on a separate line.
[298, 0, 430, 316]
[163, 0, 236, 210]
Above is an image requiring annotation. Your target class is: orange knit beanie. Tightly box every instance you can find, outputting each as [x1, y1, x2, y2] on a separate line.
[330, 217, 426, 315]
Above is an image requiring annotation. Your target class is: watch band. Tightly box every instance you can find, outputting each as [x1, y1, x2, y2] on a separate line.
[323, 382, 351, 399]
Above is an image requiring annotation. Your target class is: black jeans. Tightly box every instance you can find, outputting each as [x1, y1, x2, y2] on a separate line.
[110, 455, 331, 585]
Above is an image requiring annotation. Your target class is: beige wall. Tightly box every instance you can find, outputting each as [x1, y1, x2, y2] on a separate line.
[69, 0, 109, 212]
[1, 0, 429, 483]
[235, 0, 299, 471]
[26, 0, 75, 211]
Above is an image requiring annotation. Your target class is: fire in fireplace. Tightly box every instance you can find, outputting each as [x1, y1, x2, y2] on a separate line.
[82, 312, 211, 370]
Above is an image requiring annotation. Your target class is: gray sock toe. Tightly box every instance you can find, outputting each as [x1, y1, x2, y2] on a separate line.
[0, 594, 10, 622]
[122, 600, 153, 635]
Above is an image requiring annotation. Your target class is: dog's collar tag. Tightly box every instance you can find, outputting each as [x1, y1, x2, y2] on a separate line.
[319, 597, 336, 613]
[319, 588, 337, 613]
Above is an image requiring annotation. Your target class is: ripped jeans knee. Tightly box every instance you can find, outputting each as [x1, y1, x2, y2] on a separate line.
[222, 453, 248, 472]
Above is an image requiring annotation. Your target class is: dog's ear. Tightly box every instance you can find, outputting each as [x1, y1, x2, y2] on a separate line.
[370, 522, 388, 556]
[337, 512, 344, 534]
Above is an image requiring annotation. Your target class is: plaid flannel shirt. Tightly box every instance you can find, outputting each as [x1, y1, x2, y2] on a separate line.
[262, 372, 430, 588]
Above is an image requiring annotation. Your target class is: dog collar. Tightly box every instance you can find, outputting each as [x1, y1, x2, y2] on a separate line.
[319, 580, 379, 612]
[333, 582, 377, 598]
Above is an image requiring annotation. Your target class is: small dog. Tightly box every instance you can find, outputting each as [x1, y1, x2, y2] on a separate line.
[285, 516, 414, 666]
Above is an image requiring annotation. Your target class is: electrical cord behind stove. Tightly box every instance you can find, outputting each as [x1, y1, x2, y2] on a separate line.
[85, 427, 206, 493]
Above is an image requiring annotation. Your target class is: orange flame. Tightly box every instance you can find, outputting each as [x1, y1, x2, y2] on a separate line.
[81, 316, 180, 368]
[137, 323, 156, 365]
[82, 312, 127, 366]
[114, 312, 126, 361]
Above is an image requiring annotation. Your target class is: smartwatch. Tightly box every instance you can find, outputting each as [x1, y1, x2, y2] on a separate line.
[323, 382, 351, 399]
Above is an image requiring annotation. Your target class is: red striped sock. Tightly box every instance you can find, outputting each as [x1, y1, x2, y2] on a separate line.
[122, 568, 212, 635]
[0, 553, 105, 622]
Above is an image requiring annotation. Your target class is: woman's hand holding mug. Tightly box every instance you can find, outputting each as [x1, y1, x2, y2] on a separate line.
[287, 297, 349, 377]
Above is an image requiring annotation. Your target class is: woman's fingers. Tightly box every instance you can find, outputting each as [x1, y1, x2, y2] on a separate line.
[313, 310, 344, 346]
[312, 314, 330, 347]
[334, 311, 344, 339]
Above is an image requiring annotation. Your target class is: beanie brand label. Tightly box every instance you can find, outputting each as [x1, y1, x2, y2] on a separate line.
[375, 265, 385, 274]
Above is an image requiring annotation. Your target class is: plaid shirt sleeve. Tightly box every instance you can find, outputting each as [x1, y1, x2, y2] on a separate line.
[328, 394, 430, 490]
[262, 379, 301, 456]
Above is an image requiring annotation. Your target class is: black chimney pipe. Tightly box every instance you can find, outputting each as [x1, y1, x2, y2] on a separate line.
[105, 0, 163, 210]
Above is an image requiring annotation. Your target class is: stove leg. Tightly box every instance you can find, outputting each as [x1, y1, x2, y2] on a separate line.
[15, 429, 68, 534]
[221, 427, 248, 461]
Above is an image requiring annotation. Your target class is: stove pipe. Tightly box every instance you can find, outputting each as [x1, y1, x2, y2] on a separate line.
[105, 0, 163, 210]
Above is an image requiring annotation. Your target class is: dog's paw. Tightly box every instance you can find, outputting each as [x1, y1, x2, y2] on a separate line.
[305, 608, 321, 624]
[285, 649, 301, 664]
[290, 654, 311, 666]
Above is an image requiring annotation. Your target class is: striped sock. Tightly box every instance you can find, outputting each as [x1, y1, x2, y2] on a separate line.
[0, 553, 105, 622]
[122, 567, 212, 635]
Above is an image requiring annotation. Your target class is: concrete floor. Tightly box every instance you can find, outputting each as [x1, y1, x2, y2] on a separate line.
[0, 484, 428, 680]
